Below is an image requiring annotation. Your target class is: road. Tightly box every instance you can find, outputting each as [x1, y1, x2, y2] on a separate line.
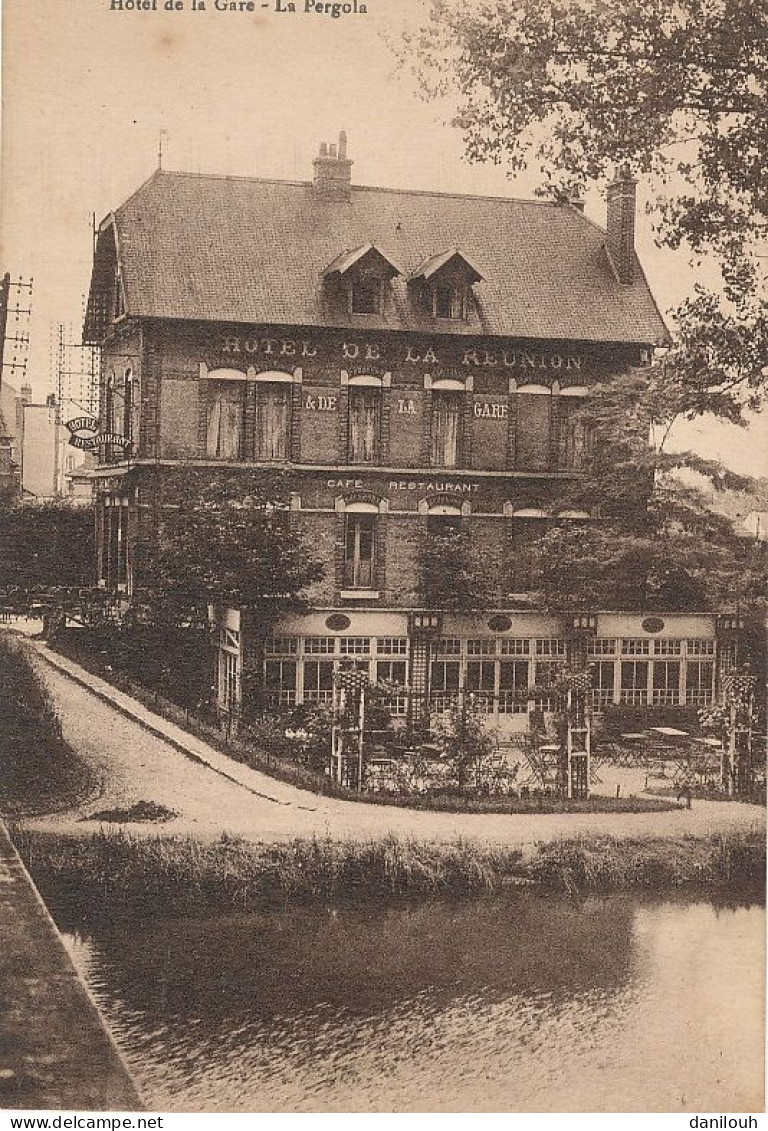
[22, 641, 767, 847]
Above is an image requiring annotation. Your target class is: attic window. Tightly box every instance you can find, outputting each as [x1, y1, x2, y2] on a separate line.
[350, 273, 383, 315]
[433, 283, 467, 321]
[323, 245, 401, 319]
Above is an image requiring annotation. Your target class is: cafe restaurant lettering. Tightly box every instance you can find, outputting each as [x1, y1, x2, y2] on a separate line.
[82, 133, 725, 732]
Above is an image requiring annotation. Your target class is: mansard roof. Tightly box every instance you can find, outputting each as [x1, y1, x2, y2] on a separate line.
[86, 168, 670, 346]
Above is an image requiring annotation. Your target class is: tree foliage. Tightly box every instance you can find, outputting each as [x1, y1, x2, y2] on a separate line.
[0, 501, 95, 591]
[513, 376, 767, 612]
[400, 0, 767, 411]
[133, 469, 324, 627]
[419, 525, 500, 610]
[432, 694, 497, 789]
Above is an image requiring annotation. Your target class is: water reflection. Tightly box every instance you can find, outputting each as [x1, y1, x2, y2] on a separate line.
[61, 894, 764, 1113]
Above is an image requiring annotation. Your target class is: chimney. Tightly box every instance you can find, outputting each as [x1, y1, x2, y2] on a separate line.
[313, 130, 353, 203]
[606, 164, 637, 285]
[20, 383, 32, 404]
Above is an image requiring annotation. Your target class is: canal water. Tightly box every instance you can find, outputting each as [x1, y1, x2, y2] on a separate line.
[60, 893, 764, 1113]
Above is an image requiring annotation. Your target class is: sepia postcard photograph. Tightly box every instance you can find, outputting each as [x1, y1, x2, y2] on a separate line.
[0, 0, 766, 1118]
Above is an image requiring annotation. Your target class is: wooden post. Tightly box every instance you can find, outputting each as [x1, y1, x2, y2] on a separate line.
[358, 684, 365, 792]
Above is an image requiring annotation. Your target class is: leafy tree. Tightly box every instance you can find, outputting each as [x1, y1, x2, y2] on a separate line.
[529, 380, 766, 611]
[0, 501, 95, 591]
[432, 694, 497, 789]
[133, 468, 324, 628]
[399, 0, 767, 412]
[419, 525, 499, 609]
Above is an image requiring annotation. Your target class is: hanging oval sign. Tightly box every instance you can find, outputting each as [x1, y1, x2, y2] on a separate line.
[65, 416, 100, 451]
[325, 613, 351, 631]
[488, 614, 513, 633]
[641, 616, 666, 634]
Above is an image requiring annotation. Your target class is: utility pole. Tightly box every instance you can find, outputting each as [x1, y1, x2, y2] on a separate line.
[0, 273, 33, 396]
[0, 273, 10, 398]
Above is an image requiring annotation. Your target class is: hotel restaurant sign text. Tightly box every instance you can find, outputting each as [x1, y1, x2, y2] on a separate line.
[221, 334, 585, 373]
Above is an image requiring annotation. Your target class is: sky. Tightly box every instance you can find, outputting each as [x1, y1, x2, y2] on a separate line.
[1, 0, 764, 475]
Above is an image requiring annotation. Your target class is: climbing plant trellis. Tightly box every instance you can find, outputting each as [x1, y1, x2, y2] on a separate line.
[723, 667, 758, 797]
[330, 665, 370, 790]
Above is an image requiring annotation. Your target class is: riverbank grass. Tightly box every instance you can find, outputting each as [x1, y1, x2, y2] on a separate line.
[14, 827, 765, 917]
[0, 637, 95, 817]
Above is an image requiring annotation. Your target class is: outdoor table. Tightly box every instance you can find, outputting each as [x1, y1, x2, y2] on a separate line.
[620, 733, 647, 741]
[650, 726, 690, 737]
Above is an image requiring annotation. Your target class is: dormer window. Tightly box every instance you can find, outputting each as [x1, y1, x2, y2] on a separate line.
[351, 272, 383, 315]
[323, 243, 401, 319]
[410, 249, 482, 323]
[433, 282, 467, 320]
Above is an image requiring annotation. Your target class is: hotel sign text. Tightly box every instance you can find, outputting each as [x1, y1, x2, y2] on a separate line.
[221, 335, 583, 372]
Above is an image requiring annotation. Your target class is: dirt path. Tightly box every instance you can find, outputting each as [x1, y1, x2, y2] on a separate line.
[21, 641, 766, 847]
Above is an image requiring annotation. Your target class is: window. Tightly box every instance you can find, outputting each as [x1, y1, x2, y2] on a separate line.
[122, 370, 134, 446]
[264, 660, 297, 707]
[426, 512, 462, 536]
[206, 382, 244, 460]
[588, 638, 616, 656]
[104, 372, 115, 439]
[654, 639, 682, 655]
[339, 637, 372, 655]
[466, 638, 496, 656]
[500, 638, 530, 656]
[431, 392, 462, 467]
[377, 659, 408, 715]
[512, 519, 550, 592]
[257, 384, 290, 460]
[344, 513, 376, 588]
[591, 661, 616, 708]
[431, 660, 460, 692]
[377, 637, 408, 656]
[113, 264, 125, 319]
[688, 639, 715, 656]
[687, 661, 714, 706]
[622, 638, 650, 655]
[533, 660, 561, 710]
[304, 636, 335, 654]
[303, 660, 334, 703]
[436, 638, 461, 655]
[465, 661, 495, 692]
[264, 637, 299, 655]
[499, 660, 529, 713]
[219, 651, 238, 709]
[101, 498, 128, 589]
[558, 397, 589, 470]
[434, 283, 466, 320]
[536, 639, 567, 657]
[376, 659, 407, 685]
[350, 273, 383, 315]
[515, 387, 552, 471]
[348, 387, 381, 462]
[652, 661, 681, 705]
[620, 660, 649, 705]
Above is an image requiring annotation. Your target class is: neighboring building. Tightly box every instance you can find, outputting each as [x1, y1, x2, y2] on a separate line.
[84, 135, 733, 731]
[0, 380, 24, 499]
[20, 396, 59, 499]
